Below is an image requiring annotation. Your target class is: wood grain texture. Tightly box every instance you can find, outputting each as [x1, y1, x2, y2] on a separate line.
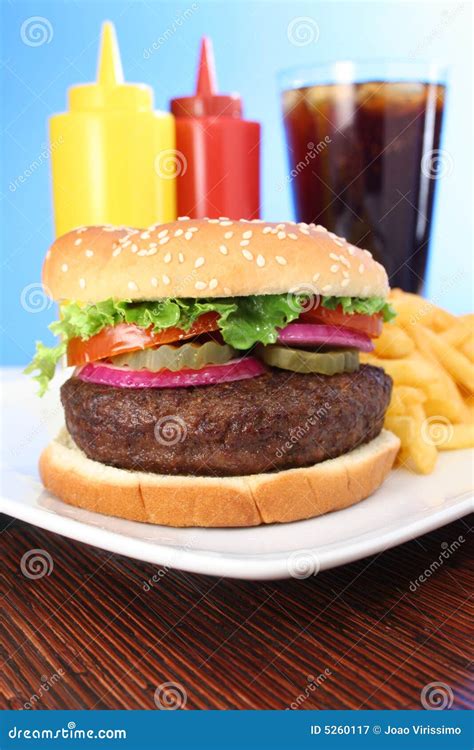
[0, 513, 472, 711]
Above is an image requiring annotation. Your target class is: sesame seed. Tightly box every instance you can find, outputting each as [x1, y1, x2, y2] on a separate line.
[277, 231, 286, 240]
[131, 243, 138, 253]
[342, 270, 349, 278]
[299, 227, 310, 235]
[184, 231, 193, 240]
[219, 244, 228, 255]
[262, 227, 272, 235]
[322, 284, 332, 292]
[147, 248, 157, 256]
[159, 237, 170, 245]
[158, 229, 168, 239]
[240, 239, 250, 247]
[122, 240, 132, 248]
[364, 249, 373, 258]
[288, 233, 298, 240]
[329, 253, 339, 261]
[128, 281, 138, 291]
[256, 254, 266, 267]
[149, 242, 158, 248]
[174, 229, 184, 237]
[178, 252, 184, 263]
[194, 257, 205, 268]
[330, 264, 339, 273]
[341, 278, 351, 287]
[334, 239, 344, 247]
[141, 232, 150, 239]
[347, 246, 356, 256]
[137, 249, 148, 256]
[207, 219, 219, 224]
[220, 221, 233, 226]
[358, 264, 365, 274]
[112, 247, 122, 257]
[208, 278, 218, 290]
[275, 255, 287, 265]
[195, 281, 207, 290]
[189, 227, 198, 233]
[151, 277, 158, 287]
[83, 249, 93, 258]
[164, 252, 172, 263]
[219, 216, 229, 221]
[313, 272, 320, 282]
[242, 230, 253, 239]
[162, 274, 170, 285]
[61, 263, 68, 272]
[340, 256, 350, 267]
[315, 224, 327, 232]
[178, 216, 190, 221]
[79, 278, 86, 289]
[276, 223, 285, 230]
[224, 231, 233, 240]
[328, 232, 337, 240]
[74, 239, 82, 246]
[242, 249, 253, 261]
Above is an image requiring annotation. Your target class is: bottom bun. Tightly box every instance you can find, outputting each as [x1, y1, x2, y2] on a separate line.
[39, 428, 400, 528]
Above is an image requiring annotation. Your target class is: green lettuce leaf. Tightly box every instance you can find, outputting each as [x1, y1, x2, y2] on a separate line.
[25, 293, 395, 393]
[321, 296, 396, 322]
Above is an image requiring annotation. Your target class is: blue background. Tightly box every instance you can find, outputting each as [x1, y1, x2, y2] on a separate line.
[1, 0, 472, 365]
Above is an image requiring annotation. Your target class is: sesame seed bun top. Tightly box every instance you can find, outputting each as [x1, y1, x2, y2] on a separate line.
[42, 218, 390, 303]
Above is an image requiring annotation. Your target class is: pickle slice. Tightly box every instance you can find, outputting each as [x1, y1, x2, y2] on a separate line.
[256, 345, 359, 375]
[110, 341, 237, 372]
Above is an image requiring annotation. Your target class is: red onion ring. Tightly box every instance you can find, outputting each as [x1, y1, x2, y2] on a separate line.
[277, 323, 374, 352]
[76, 357, 267, 389]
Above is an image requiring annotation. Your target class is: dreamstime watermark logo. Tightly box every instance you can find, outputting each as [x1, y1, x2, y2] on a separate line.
[421, 681, 454, 710]
[154, 416, 187, 446]
[142, 566, 170, 591]
[20, 16, 53, 46]
[409, 535, 465, 592]
[20, 283, 53, 313]
[24, 669, 65, 709]
[287, 16, 319, 46]
[154, 681, 187, 710]
[277, 138, 331, 192]
[9, 137, 64, 192]
[286, 283, 321, 313]
[154, 149, 187, 180]
[20, 549, 54, 579]
[287, 549, 320, 579]
[421, 416, 454, 447]
[286, 670, 332, 709]
[143, 4, 199, 59]
[276, 405, 331, 459]
[421, 148, 453, 180]
[408, 269, 462, 326]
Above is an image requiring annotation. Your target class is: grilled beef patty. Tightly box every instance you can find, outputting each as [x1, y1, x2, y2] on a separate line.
[61, 365, 392, 477]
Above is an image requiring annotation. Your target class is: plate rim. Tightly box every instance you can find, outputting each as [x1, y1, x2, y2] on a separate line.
[1, 485, 472, 580]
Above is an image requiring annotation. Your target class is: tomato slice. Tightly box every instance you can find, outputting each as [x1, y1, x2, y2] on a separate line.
[300, 305, 383, 338]
[67, 312, 219, 366]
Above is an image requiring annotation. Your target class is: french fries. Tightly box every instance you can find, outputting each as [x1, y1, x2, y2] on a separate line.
[366, 289, 474, 474]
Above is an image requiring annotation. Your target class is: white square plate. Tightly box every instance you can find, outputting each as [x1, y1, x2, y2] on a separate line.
[1, 369, 472, 579]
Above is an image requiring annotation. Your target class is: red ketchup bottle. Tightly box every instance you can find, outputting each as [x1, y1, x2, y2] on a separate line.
[171, 37, 261, 220]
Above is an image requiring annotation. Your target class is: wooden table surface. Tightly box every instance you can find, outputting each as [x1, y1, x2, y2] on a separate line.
[1, 512, 472, 711]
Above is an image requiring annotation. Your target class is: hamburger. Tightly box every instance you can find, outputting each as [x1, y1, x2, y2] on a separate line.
[27, 218, 400, 527]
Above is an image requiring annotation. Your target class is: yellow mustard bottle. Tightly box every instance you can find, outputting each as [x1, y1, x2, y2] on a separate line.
[49, 21, 176, 237]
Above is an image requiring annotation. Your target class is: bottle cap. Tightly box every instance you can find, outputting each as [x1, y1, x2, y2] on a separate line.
[68, 22, 153, 111]
[171, 37, 242, 119]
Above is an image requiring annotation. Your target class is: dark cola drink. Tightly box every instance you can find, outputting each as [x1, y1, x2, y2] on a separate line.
[282, 80, 446, 292]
